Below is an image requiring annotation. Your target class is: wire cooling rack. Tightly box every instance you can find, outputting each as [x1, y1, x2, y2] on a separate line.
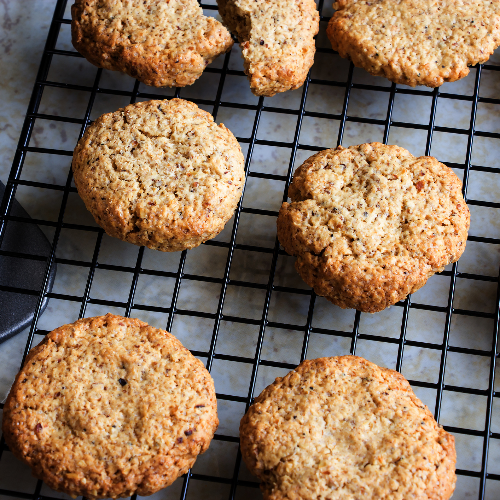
[1, 0, 500, 499]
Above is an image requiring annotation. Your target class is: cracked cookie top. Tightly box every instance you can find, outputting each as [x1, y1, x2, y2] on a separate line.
[240, 356, 456, 500]
[72, 98, 245, 251]
[71, 0, 233, 87]
[327, 0, 500, 87]
[2, 314, 218, 499]
[277, 143, 469, 312]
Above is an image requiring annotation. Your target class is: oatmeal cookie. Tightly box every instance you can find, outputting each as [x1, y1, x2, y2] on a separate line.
[71, 0, 233, 87]
[217, 0, 319, 96]
[72, 98, 245, 252]
[2, 314, 218, 499]
[277, 143, 469, 312]
[327, 0, 500, 87]
[240, 356, 456, 500]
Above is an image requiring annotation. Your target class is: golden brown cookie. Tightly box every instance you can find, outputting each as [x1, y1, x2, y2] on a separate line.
[71, 0, 233, 87]
[240, 356, 456, 500]
[2, 314, 218, 499]
[327, 0, 500, 87]
[217, 0, 319, 96]
[72, 98, 245, 252]
[277, 143, 469, 312]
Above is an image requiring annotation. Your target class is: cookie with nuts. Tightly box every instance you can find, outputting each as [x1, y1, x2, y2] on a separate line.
[327, 0, 500, 87]
[71, 0, 233, 87]
[2, 314, 218, 499]
[72, 98, 245, 252]
[240, 356, 457, 500]
[217, 0, 319, 96]
[277, 143, 469, 312]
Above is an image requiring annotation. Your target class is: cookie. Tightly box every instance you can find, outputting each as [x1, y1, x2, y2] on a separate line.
[2, 314, 218, 499]
[72, 98, 245, 252]
[71, 0, 233, 88]
[277, 143, 469, 312]
[240, 356, 456, 500]
[217, 0, 319, 96]
[327, 0, 500, 87]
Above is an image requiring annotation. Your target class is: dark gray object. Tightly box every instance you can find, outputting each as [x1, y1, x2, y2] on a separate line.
[0, 181, 56, 343]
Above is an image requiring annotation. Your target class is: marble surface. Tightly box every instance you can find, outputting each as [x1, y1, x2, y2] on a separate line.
[0, 0, 56, 396]
[1, 1, 500, 499]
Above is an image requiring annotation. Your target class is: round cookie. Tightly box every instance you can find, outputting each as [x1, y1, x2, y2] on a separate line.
[327, 0, 500, 87]
[71, 0, 233, 88]
[277, 143, 469, 313]
[72, 98, 245, 252]
[2, 314, 218, 499]
[240, 356, 457, 500]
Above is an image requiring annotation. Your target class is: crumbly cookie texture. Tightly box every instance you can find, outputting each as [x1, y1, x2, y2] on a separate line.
[217, 0, 319, 96]
[277, 143, 469, 312]
[71, 0, 233, 87]
[2, 314, 218, 499]
[72, 98, 245, 252]
[327, 0, 500, 87]
[240, 356, 456, 500]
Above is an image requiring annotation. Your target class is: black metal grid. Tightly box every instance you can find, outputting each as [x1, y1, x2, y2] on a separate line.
[1, 0, 500, 499]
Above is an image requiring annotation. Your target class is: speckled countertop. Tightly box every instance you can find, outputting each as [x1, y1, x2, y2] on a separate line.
[0, 0, 55, 401]
[0, 1, 54, 181]
[1, 1, 500, 499]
